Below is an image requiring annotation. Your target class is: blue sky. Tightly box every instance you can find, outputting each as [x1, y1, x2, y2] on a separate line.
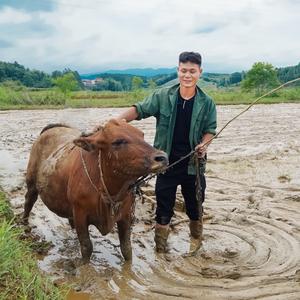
[0, 0, 299, 74]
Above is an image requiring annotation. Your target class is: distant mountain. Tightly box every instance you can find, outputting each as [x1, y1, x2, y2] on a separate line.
[81, 67, 177, 79]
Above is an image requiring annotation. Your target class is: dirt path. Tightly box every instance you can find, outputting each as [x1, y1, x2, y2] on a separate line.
[0, 104, 300, 299]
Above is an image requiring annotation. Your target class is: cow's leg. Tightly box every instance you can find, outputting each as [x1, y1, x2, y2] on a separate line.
[117, 219, 132, 261]
[23, 179, 38, 224]
[73, 208, 92, 263]
[68, 217, 75, 229]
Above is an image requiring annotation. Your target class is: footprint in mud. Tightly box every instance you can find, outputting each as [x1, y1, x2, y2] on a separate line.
[278, 174, 291, 183]
[198, 266, 241, 280]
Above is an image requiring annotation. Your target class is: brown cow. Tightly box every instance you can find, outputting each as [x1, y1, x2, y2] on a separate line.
[23, 119, 168, 262]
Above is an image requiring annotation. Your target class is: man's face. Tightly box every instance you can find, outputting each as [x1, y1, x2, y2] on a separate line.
[177, 61, 202, 88]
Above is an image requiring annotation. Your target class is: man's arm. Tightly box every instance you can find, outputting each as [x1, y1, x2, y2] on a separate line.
[117, 106, 138, 122]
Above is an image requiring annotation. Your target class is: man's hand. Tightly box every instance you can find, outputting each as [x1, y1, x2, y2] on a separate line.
[195, 133, 214, 158]
[195, 142, 208, 158]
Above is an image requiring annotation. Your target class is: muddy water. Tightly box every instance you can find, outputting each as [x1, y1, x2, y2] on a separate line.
[0, 104, 300, 300]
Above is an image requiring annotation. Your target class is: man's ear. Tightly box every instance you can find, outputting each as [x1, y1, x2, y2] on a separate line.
[73, 137, 96, 152]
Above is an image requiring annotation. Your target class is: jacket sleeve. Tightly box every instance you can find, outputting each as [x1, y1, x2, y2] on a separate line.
[203, 100, 217, 135]
[134, 91, 160, 120]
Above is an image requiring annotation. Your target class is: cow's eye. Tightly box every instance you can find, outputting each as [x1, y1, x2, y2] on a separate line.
[112, 139, 127, 146]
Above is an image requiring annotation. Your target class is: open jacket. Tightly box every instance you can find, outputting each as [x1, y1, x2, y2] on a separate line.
[134, 83, 217, 175]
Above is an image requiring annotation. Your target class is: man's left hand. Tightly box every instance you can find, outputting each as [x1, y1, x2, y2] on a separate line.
[195, 142, 207, 158]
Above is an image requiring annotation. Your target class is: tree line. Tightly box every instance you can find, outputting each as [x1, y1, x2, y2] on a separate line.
[0, 61, 83, 89]
[1, 60, 299, 93]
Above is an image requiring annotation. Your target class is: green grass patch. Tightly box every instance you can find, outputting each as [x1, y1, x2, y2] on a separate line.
[0, 85, 300, 110]
[205, 87, 300, 105]
[0, 86, 66, 108]
[0, 189, 67, 300]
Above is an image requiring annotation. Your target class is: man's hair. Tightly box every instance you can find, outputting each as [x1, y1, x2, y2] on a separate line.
[179, 51, 202, 67]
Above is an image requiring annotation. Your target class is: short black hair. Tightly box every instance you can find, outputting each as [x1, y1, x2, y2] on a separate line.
[179, 51, 202, 67]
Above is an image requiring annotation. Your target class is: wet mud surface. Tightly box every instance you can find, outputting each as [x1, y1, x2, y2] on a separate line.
[0, 104, 300, 299]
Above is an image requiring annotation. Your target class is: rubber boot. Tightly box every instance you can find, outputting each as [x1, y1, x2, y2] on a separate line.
[154, 225, 170, 253]
[189, 217, 203, 240]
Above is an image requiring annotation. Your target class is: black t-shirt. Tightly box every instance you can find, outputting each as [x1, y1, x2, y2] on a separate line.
[167, 92, 195, 174]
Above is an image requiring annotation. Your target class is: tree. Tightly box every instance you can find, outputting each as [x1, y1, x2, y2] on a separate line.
[131, 76, 143, 90]
[52, 72, 79, 95]
[229, 72, 242, 85]
[241, 62, 280, 95]
[148, 79, 157, 89]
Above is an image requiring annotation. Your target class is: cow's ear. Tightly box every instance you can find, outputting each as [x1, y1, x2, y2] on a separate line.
[73, 137, 96, 152]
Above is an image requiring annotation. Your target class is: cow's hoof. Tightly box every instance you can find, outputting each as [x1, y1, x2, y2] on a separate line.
[80, 244, 92, 263]
[81, 257, 90, 265]
[21, 219, 30, 227]
[121, 245, 132, 261]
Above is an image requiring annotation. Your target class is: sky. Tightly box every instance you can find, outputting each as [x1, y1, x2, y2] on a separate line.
[0, 0, 299, 74]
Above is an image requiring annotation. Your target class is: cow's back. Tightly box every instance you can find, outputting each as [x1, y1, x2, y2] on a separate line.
[26, 126, 80, 217]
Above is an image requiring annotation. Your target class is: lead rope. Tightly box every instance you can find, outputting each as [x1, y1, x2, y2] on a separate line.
[189, 155, 203, 256]
[80, 149, 99, 193]
[80, 148, 121, 217]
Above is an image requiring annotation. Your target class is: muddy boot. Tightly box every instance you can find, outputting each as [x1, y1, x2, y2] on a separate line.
[189, 218, 203, 240]
[154, 225, 169, 253]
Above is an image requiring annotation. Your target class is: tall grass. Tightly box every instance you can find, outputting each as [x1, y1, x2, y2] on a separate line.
[0, 86, 66, 107]
[206, 86, 300, 104]
[0, 85, 299, 110]
[0, 190, 67, 300]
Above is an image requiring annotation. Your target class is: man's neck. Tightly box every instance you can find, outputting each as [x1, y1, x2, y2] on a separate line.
[179, 86, 196, 100]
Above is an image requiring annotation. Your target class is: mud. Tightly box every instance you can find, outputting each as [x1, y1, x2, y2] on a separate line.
[0, 104, 299, 300]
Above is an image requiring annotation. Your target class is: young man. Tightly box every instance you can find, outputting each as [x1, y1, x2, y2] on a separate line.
[118, 51, 217, 252]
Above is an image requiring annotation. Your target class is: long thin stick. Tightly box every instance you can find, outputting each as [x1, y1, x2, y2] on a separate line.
[166, 77, 300, 170]
[134, 77, 300, 185]
[206, 77, 300, 145]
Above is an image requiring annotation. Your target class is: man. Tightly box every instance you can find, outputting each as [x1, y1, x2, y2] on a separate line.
[118, 51, 217, 252]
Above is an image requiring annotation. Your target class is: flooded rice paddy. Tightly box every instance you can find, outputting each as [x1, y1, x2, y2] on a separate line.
[0, 104, 300, 299]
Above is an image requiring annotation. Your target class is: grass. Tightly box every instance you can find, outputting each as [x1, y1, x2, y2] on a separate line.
[0, 85, 299, 110]
[206, 86, 300, 105]
[0, 189, 67, 300]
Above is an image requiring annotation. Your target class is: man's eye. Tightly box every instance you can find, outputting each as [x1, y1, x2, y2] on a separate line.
[112, 139, 127, 146]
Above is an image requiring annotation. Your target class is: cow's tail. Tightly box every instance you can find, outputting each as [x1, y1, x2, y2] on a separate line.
[40, 123, 71, 135]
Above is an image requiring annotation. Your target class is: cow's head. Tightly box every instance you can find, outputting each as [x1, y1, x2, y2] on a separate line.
[74, 119, 168, 177]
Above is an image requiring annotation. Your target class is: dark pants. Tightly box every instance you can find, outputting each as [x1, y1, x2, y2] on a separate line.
[155, 171, 206, 225]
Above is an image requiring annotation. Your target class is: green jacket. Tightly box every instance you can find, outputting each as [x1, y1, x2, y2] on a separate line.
[134, 83, 217, 175]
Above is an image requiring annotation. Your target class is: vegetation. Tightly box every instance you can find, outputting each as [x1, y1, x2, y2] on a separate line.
[52, 72, 79, 95]
[0, 60, 299, 109]
[0, 81, 66, 108]
[241, 62, 280, 95]
[0, 189, 67, 299]
[0, 61, 51, 88]
[131, 76, 143, 90]
[277, 62, 300, 84]
[0, 61, 82, 89]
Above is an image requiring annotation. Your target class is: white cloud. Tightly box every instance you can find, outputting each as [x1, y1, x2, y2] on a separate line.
[0, 0, 299, 73]
[0, 6, 31, 24]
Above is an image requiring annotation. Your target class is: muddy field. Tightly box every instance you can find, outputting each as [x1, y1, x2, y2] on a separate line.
[0, 104, 300, 300]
